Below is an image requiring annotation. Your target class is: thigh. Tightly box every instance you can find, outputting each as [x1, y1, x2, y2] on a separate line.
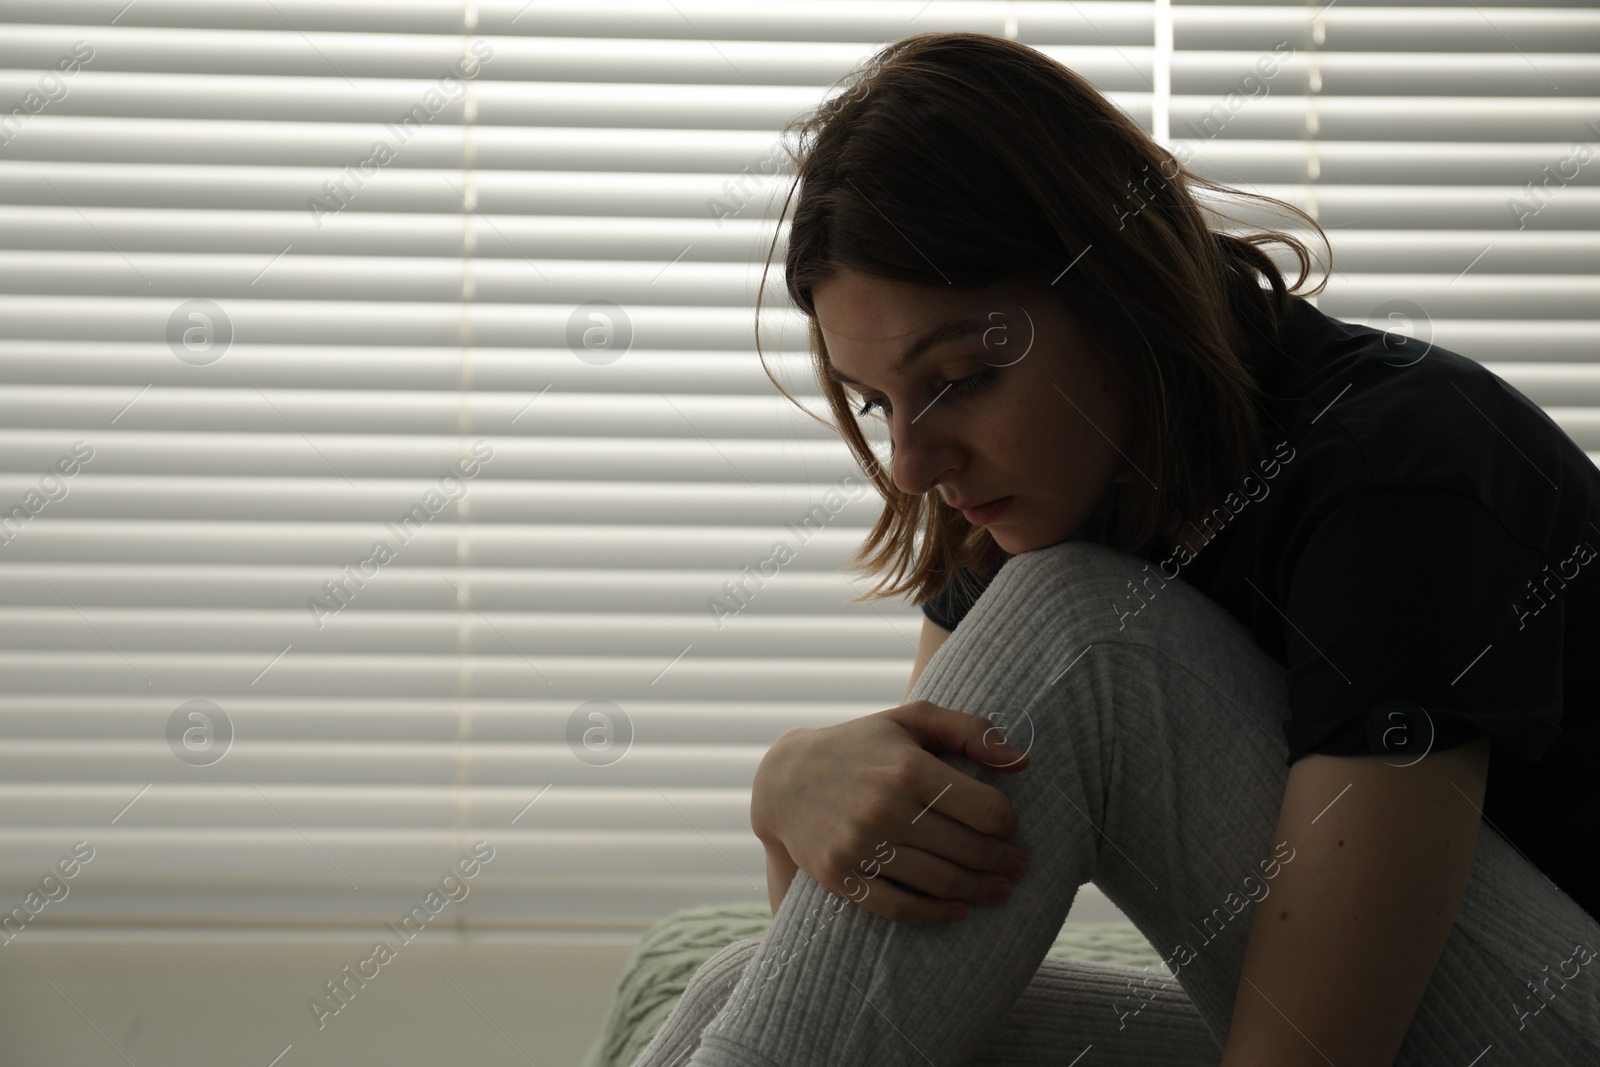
[969, 954, 1219, 1066]
[1415, 819, 1600, 1062]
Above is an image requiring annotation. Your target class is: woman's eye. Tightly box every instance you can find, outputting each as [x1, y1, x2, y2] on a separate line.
[853, 368, 996, 420]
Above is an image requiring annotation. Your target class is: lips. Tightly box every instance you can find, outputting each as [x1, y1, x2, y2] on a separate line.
[956, 495, 1014, 524]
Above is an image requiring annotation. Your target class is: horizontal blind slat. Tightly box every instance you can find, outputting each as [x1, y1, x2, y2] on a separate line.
[2, 0, 1594, 933]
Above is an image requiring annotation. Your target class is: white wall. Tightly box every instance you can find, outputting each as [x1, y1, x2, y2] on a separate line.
[0, 933, 638, 1067]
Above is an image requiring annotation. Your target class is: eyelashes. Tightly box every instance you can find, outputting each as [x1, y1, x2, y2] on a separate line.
[853, 368, 997, 419]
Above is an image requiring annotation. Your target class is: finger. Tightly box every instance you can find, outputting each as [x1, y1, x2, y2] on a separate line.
[905, 749, 1024, 841]
[832, 866, 970, 926]
[885, 701, 1030, 772]
[967, 713, 1033, 771]
[903, 805, 1029, 879]
[867, 841, 1017, 907]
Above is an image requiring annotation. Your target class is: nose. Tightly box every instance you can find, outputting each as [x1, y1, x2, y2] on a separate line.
[886, 407, 957, 498]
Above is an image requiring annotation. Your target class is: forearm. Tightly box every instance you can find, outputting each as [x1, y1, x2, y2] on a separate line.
[1221, 738, 1490, 1065]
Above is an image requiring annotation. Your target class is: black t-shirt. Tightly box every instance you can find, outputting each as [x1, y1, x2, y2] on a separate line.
[920, 296, 1600, 922]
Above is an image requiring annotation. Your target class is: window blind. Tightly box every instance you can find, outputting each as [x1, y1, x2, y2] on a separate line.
[0, 0, 1593, 936]
[1168, 0, 1599, 394]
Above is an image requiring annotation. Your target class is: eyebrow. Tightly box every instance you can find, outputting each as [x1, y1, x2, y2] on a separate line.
[823, 316, 986, 390]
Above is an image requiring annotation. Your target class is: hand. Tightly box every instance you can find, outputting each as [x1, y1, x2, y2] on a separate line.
[750, 700, 1032, 926]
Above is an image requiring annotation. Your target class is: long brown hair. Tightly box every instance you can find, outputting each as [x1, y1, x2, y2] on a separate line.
[753, 31, 1329, 611]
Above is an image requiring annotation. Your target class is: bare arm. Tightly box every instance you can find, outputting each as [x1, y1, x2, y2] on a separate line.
[1220, 736, 1491, 1065]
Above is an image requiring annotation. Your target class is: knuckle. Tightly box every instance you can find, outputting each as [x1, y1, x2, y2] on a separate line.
[975, 837, 1007, 872]
[836, 863, 871, 899]
[931, 870, 964, 899]
[858, 792, 896, 828]
[887, 757, 921, 792]
[987, 792, 1015, 834]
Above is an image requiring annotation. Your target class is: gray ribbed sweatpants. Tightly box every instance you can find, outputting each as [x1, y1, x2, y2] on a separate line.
[629, 540, 1600, 1066]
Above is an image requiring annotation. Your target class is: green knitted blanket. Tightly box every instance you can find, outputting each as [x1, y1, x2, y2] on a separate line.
[580, 904, 1161, 1067]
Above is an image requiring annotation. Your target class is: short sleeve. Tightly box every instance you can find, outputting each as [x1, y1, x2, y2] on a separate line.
[920, 569, 986, 633]
[1280, 486, 1565, 767]
[919, 553, 1011, 633]
[919, 579, 967, 632]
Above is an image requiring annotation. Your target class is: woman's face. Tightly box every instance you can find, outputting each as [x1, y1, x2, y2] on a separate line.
[813, 269, 1142, 555]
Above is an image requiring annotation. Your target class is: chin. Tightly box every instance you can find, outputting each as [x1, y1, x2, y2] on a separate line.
[989, 529, 1041, 554]
[990, 521, 1077, 556]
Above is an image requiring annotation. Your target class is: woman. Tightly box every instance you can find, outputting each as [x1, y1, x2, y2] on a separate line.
[633, 31, 1600, 1067]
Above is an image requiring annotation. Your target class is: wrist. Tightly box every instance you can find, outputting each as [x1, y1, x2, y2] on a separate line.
[750, 728, 804, 846]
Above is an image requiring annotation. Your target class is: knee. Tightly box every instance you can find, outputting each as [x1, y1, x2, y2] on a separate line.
[915, 538, 1216, 727]
[972, 538, 1172, 645]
